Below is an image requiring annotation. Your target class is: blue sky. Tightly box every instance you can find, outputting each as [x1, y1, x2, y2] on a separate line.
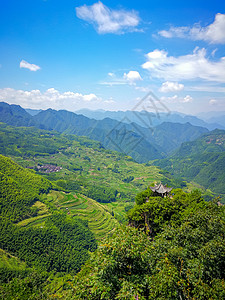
[0, 0, 225, 114]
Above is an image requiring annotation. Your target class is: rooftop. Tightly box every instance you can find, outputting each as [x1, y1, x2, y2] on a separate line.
[150, 183, 172, 194]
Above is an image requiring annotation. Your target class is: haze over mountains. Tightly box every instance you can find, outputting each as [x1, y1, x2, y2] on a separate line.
[76, 108, 225, 131]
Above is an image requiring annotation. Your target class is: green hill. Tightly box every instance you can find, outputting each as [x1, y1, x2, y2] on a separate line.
[0, 155, 97, 277]
[0, 123, 189, 218]
[151, 129, 225, 202]
[175, 129, 225, 157]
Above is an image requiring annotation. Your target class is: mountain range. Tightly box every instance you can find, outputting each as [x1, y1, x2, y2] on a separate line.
[0, 102, 210, 163]
[76, 108, 224, 131]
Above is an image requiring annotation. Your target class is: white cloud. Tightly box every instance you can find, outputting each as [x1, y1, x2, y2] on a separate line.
[209, 99, 218, 105]
[158, 13, 225, 44]
[135, 86, 149, 92]
[82, 93, 99, 101]
[75, 1, 140, 34]
[108, 72, 115, 77]
[123, 71, 142, 83]
[100, 80, 127, 86]
[20, 60, 40, 71]
[161, 95, 178, 103]
[186, 85, 225, 93]
[159, 81, 184, 93]
[104, 98, 116, 104]
[159, 26, 188, 38]
[0, 88, 101, 110]
[100, 71, 142, 86]
[142, 48, 225, 83]
[161, 94, 193, 104]
[182, 95, 193, 103]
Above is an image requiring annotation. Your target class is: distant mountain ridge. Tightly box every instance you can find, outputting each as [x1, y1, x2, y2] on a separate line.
[76, 108, 224, 131]
[0, 102, 209, 163]
[32, 107, 209, 160]
[25, 108, 42, 116]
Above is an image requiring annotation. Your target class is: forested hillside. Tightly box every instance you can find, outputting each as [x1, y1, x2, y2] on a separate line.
[0, 154, 51, 222]
[151, 129, 225, 202]
[0, 155, 97, 298]
[66, 188, 225, 299]
[0, 123, 194, 220]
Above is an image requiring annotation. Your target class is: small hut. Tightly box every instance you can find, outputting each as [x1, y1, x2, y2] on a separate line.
[150, 183, 172, 198]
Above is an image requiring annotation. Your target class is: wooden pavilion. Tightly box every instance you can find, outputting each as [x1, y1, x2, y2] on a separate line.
[150, 183, 172, 198]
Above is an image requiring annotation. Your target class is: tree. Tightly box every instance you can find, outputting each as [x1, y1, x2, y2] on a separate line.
[70, 190, 225, 299]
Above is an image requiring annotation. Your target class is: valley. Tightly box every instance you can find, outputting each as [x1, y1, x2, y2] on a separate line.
[0, 103, 224, 299]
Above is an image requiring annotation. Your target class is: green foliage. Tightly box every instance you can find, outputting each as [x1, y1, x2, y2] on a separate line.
[134, 188, 154, 205]
[85, 185, 118, 203]
[128, 189, 204, 236]
[0, 155, 97, 281]
[152, 129, 225, 202]
[71, 191, 225, 299]
[0, 155, 52, 222]
[55, 179, 82, 192]
[0, 270, 49, 300]
[123, 175, 134, 183]
[4, 213, 96, 273]
[0, 154, 52, 194]
[0, 249, 29, 284]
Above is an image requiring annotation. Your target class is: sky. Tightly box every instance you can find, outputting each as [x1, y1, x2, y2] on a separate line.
[0, 0, 225, 114]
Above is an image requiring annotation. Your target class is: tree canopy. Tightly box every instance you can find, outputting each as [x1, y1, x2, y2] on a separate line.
[70, 189, 225, 299]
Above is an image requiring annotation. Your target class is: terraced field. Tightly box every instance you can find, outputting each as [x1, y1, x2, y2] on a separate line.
[17, 191, 119, 240]
[48, 191, 119, 239]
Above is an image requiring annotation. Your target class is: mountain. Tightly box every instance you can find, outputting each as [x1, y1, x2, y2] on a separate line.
[33, 108, 209, 160]
[151, 122, 208, 155]
[25, 108, 42, 116]
[151, 129, 225, 201]
[76, 109, 223, 130]
[0, 103, 210, 162]
[197, 111, 225, 128]
[0, 102, 34, 127]
[175, 129, 225, 158]
[197, 111, 225, 120]
[206, 115, 225, 128]
[0, 102, 46, 129]
[32, 109, 164, 162]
